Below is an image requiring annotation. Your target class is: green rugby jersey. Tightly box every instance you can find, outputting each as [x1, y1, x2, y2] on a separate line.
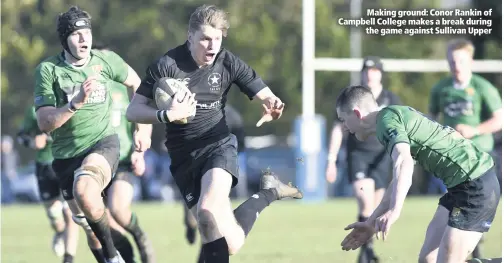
[429, 74, 502, 152]
[376, 105, 494, 188]
[34, 50, 129, 159]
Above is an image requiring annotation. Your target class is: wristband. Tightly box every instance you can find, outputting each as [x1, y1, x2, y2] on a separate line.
[68, 101, 77, 113]
[156, 110, 170, 123]
[327, 153, 337, 162]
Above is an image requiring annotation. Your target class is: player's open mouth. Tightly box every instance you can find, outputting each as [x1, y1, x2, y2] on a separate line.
[79, 45, 89, 51]
[205, 52, 215, 60]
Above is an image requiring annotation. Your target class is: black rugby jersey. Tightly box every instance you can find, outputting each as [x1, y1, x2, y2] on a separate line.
[137, 42, 266, 152]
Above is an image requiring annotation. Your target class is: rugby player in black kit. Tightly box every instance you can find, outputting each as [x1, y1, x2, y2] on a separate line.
[326, 56, 401, 263]
[126, 5, 303, 263]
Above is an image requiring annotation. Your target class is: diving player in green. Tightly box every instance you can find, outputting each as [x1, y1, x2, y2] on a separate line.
[17, 105, 80, 263]
[92, 43, 156, 263]
[336, 86, 500, 263]
[429, 39, 502, 260]
[34, 6, 151, 263]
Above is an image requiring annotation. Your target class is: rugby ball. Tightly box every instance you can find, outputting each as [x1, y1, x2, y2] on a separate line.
[154, 77, 196, 124]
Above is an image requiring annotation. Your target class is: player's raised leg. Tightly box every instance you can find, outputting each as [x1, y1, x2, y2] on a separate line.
[194, 167, 302, 262]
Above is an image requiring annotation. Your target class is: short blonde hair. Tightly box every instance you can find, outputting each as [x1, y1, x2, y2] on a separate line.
[188, 5, 230, 37]
[447, 38, 475, 58]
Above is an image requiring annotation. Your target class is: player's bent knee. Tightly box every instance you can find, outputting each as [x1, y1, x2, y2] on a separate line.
[45, 200, 64, 221]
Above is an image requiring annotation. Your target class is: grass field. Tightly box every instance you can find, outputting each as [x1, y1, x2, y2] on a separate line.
[2, 197, 502, 263]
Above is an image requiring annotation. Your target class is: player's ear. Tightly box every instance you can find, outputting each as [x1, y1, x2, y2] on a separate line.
[353, 109, 362, 120]
[187, 31, 193, 43]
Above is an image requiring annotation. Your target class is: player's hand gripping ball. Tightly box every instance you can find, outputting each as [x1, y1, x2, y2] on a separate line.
[154, 77, 196, 124]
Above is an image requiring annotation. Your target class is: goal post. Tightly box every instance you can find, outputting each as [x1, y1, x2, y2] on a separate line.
[295, 0, 502, 202]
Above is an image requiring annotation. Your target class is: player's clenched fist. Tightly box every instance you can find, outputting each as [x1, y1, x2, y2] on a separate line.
[72, 75, 98, 109]
[256, 96, 285, 127]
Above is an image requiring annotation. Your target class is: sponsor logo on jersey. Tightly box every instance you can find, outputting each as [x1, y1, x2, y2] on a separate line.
[444, 100, 474, 117]
[196, 100, 221, 109]
[208, 72, 221, 92]
[85, 83, 107, 104]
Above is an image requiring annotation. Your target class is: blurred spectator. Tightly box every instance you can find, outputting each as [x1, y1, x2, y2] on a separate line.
[1, 135, 19, 204]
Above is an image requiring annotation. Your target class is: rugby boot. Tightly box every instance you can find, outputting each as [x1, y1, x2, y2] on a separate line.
[260, 169, 303, 200]
[52, 231, 65, 257]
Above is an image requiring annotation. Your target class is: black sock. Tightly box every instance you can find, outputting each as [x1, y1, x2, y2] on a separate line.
[91, 248, 106, 263]
[87, 213, 118, 260]
[233, 189, 276, 236]
[62, 253, 74, 263]
[202, 237, 229, 263]
[472, 243, 481, 258]
[124, 213, 144, 239]
[110, 228, 135, 263]
[197, 245, 205, 263]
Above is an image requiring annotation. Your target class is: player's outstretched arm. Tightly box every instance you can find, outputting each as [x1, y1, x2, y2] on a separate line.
[374, 143, 414, 240]
[388, 143, 414, 212]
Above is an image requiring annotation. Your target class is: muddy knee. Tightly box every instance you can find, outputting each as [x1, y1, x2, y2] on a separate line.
[197, 209, 222, 241]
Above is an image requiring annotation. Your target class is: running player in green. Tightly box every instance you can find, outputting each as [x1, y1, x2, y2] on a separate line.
[336, 86, 500, 263]
[429, 39, 502, 259]
[17, 105, 80, 263]
[92, 43, 156, 263]
[34, 6, 151, 263]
